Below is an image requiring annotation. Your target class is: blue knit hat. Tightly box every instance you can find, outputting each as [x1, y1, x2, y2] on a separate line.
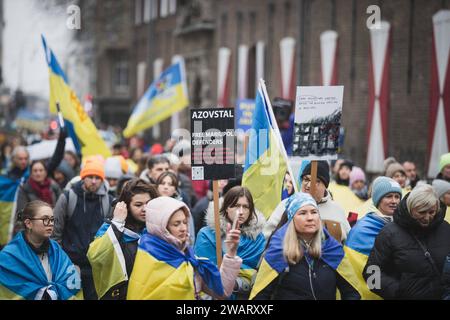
[286, 192, 318, 221]
[372, 176, 402, 208]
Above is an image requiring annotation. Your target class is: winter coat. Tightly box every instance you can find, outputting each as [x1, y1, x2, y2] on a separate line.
[52, 180, 113, 267]
[16, 179, 61, 212]
[363, 194, 450, 299]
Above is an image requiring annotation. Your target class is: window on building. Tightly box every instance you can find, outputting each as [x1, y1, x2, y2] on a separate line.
[160, 0, 169, 18]
[169, 0, 177, 15]
[143, 0, 151, 23]
[113, 60, 129, 94]
[135, 0, 142, 25]
[150, 0, 158, 20]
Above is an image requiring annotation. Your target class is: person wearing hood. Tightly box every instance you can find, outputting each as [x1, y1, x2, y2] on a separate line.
[156, 171, 196, 243]
[264, 161, 350, 243]
[87, 179, 159, 300]
[53, 160, 75, 190]
[432, 179, 450, 223]
[349, 166, 369, 201]
[195, 186, 266, 300]
[345, 177, 402, 299]
[363, 184, 450, 299]
[0, 201, 81, 300]
[52, 159, 114, 300]
[126, 196, 243, 300]
[251, 192, 361, 300]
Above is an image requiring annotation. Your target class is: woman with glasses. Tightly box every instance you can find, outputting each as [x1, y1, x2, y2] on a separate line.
[195, 186, 266, 299]
[0, 200, 81, 300]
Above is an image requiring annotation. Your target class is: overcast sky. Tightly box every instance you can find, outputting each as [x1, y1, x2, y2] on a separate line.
[3, 0, 74, 99]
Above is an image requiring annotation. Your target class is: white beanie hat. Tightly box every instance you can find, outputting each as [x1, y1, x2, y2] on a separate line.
[432, 179, 450, 199]
[104, 157, 123, 179]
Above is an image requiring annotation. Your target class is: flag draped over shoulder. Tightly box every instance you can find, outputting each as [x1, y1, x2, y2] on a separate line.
[87, 223, 141, 299]
[0, 232, 81, 300]
[41, 35, 111, 158]
[123, 61, 189, 138]
[243, 81, 288, 219]
[249, 223, 363, 300]
[194, 226, 266, 297]
[127, 233, 223, 300]
[0, 175, 21, 246]
[344, 213, 386, 300]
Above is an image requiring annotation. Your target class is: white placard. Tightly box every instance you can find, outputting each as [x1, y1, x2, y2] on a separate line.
[292, 86, 344, 160]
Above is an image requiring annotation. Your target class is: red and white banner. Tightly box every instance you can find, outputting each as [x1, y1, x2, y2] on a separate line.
[152, 58, 164, 139]
[256, 41, 265, 90]
[237, 45, 249, 99]
[320, 30, 339, 86]
[366, 21, 391, 173]
[428, 10, 450, 177]
[217, 47, 231, 108]
[280, 37, 296, 100]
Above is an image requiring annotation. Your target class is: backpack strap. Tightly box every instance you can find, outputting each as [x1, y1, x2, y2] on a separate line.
[66, 189, 77, 221]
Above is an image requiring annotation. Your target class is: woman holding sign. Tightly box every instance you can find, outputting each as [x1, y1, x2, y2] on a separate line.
[195, 186, 266, 300]
[126, 196, 242, 299]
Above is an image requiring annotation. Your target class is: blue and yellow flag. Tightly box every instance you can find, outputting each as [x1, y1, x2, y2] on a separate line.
[243, 81, 288, 219]
[344, 213, 386, 299]
[127, 233, 223, 300]
[0, 175, 21, 246]
[195, 226, 266, 298]
[87, 222, 142, 299]
[41, 35, 111, 158]
[123, 61, 189, 138]
[0, 232, 81, 300]
[249, 223, 362, 300]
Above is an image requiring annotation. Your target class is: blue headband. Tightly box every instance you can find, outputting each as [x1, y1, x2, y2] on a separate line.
[286, 192, 318, 221]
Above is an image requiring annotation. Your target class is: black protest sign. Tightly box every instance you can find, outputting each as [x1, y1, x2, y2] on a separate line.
[190, 108, 236, 180]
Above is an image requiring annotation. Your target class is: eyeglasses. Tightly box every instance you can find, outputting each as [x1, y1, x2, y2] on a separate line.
[302, 177, 322, 186]
[29, 217, 55, 226]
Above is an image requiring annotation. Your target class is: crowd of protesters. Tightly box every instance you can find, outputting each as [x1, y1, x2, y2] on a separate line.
[0, 127, 449, 300]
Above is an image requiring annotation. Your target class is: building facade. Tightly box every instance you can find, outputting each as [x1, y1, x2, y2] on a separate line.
[93, 0, 450, 175]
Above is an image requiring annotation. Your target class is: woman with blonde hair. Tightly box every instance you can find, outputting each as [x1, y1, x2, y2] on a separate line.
[251, 192, 360, 300]
[364, 184, 450, 299]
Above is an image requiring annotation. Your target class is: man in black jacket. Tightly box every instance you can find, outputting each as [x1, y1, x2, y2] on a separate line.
[363, 185, 450, 299]
[53, 159, 113, 300]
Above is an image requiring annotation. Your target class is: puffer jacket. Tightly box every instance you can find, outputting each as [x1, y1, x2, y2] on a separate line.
[363, 194, 450, 299]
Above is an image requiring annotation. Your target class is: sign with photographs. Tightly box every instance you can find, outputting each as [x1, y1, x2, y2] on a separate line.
[292, 86, 344, 160]
[190, 108, 236, 180]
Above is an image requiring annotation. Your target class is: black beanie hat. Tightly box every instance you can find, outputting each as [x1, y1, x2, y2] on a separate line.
[301, 161, 330, 188]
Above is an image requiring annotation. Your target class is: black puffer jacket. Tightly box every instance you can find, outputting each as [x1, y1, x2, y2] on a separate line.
[363, 194, 450, 299]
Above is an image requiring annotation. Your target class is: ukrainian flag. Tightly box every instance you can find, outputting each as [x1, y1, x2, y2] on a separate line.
[41, 35, 111, 158]
[123, 61, 189, 138]
[194, 226, 266, 298]
[87, 223, 141, 299]
[243, 81, 288, 219]
[0, 175, 21, 246]
[249, 223, 362, 300]
[127, 233, 223, 300]
[344, 213, 386, 300]
[0, 232, 81, 300]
